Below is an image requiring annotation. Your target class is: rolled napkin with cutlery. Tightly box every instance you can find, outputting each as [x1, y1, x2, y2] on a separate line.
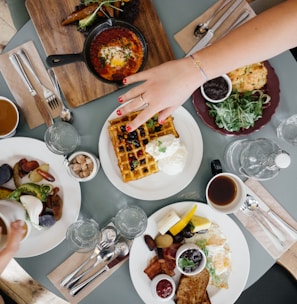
[235, 178, 297, 279]
[0, 40, 61, 129]
[174, 0, 255, 54]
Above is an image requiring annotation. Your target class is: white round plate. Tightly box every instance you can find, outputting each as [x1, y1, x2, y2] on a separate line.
[98, 107, 203, 200]
[129, 202, 250, 304]
[0, 137, 81, 257]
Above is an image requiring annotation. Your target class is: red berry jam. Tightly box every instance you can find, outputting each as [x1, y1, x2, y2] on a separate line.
[156, 279, 173, 298]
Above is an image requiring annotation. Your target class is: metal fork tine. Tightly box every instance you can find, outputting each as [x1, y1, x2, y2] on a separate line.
[17, 48, 58, 110]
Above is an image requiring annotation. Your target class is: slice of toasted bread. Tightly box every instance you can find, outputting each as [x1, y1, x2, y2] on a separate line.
[176, 268, 210, 304]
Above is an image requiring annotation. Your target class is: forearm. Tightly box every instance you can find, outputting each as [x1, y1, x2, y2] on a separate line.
[196, 0, 297, 80]
[0, 249, 15, 274]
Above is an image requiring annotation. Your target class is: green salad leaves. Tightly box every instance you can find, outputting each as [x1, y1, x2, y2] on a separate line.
[206, 90, 271, 132]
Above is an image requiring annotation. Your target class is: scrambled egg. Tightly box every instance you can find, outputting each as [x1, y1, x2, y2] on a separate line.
[227, 62, 268, 92]
[187, 223, 232, 289]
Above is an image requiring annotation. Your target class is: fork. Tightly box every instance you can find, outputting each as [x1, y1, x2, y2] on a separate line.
[60, 240, 109, 287]
[17, 48, 59, 110]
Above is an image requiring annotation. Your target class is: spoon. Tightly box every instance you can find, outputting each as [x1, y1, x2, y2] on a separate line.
[194, 0, 233, 37]
[47, 68, 74, 123]
[242, 195, 285, 247]
[61, 225, 117, 287]
[70, 240, 130, 296]
[66, 246, 115, 288]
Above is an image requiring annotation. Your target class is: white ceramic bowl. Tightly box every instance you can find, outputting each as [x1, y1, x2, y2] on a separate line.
[176, 243, 206, 276]
[151, 274, 176, 302]
[0, 199, 30, 250]
[0, 96, 19, 139]
[66, 151, 100, 182]
[200, 74, 232, 103]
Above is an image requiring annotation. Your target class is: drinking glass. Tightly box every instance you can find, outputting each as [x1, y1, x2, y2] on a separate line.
[44, 121, 80, 155]
[114, 205, 147, 239]
[66, 219, 100, 252]
[276, 114, 297, 145]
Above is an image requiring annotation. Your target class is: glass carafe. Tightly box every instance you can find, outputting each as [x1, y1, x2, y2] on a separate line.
[224, 138, 291, 180]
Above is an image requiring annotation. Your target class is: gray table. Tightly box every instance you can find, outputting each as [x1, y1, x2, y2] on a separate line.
[1, 0, 297, 303]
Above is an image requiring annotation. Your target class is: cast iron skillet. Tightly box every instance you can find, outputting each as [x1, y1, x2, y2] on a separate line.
[46, 18, 148, 84]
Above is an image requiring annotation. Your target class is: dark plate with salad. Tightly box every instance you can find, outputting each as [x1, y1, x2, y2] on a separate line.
[192, 61, 280, 135]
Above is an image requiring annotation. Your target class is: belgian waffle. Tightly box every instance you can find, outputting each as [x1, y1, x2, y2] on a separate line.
[108, 111, 179, 182]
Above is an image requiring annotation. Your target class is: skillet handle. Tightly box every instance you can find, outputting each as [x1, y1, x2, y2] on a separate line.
[46, 53, 84, 67]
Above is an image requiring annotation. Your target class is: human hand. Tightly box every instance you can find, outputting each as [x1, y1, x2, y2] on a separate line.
[5, 220, 26, 253]
[117, 57, 203, 131]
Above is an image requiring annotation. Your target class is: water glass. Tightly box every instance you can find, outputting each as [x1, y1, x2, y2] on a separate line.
[44, 121, 80, 155]
[114, 205, 147, 239]
[276, 114, 297, 145]
[66, 219, 99, 252]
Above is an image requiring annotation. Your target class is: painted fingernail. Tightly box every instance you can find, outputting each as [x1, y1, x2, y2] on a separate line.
[116, 109, 122, 116]
[118, 96, 124, 103]
[122, 78, 127, 84]
[126, 125, 132, 132]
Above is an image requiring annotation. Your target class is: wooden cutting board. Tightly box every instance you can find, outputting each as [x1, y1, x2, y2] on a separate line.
[25, 0, 175, 108]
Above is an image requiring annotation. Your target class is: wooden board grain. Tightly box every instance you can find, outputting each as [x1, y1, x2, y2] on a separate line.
[25, 0, 175, 108]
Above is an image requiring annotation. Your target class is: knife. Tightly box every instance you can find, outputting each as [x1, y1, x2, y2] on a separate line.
[186, 0, 244, 56]
[69, 254, 129, 296]
[9, 53, 53, 127]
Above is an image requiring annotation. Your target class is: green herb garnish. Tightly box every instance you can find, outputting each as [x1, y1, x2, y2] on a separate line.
[206, 89, 271, 132]
[78, 0, 124, 30]
[178, 257, 195, 269]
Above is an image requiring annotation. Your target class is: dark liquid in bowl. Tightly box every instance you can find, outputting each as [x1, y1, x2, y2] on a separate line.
[0, 99, 18, 136]
[208, 175, 237, 206]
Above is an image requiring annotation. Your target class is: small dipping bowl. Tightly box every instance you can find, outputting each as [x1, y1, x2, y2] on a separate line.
[201, 74, 232, 103]
[66, 151, 100, 182]
[0, 96, 19, 139]
[176, 243, 206, 276]
[151, 274, 176, 302]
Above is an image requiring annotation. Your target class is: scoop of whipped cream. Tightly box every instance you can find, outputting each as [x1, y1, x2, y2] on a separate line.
[145, 134, 188, 175]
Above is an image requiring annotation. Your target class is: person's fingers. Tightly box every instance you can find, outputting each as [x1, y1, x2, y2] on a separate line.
[125, 106, 161, 132]
[118, 84, 146, 104]
[157, 106, 179, 124]
[118, 92, 151, 116]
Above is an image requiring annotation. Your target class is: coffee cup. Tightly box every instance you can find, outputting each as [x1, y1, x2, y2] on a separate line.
[0, 96, 19, 139]
[0, 199, 30, 250]
[206, 173, 246, 214]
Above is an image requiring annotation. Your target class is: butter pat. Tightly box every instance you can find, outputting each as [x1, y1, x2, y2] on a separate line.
[190, 215, 211, 233]
[157, 210, 180, 235]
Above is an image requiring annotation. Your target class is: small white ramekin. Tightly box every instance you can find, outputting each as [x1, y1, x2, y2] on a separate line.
[201, 74, 232, 103]
[65, 151, 100, 182]
[176, 243, 206, 276]
[150, 274, 176, 302]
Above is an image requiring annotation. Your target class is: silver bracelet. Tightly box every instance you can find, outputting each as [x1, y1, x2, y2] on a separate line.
[190, 54, 208, 81]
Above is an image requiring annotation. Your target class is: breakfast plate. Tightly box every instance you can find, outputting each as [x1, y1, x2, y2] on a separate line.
[192, 61, 280, 135]
[129, 201, 250, 304]
[98, 106, 203, 200]
[0, 137, 81, 257]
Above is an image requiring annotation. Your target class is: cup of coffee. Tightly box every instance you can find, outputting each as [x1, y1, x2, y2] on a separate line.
[0, 96, 19, 139]
[206, 173, 246, 214]
[0, 199, 29, 250]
